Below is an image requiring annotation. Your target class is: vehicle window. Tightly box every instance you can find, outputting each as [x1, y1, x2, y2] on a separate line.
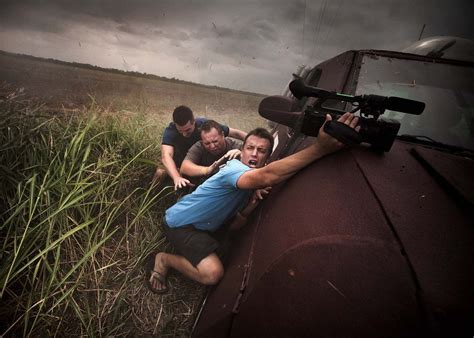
[306, 68, 322, 87]
[356, 56, 474, 150]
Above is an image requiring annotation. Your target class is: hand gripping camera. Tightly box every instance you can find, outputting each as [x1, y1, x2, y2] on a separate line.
[259, 78, 425, 152]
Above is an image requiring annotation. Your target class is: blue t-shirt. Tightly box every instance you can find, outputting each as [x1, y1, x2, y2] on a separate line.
[162, 117, 230, 167]
[165, 159, 252, 231]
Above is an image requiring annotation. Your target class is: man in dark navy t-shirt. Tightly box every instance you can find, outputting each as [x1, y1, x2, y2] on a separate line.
[154, 105, 247, 190]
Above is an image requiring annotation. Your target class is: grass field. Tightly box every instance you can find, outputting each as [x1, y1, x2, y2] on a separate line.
[0, 52, 272, 336]
[0, 51, 268, 120]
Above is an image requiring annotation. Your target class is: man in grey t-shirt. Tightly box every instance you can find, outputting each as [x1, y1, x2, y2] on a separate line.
[180, 120, 243, 182]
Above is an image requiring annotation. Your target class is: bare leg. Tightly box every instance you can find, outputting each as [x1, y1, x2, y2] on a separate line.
[152, 252, 224, 288]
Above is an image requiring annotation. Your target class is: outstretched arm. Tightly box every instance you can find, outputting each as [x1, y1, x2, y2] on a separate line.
[161, 144, 193, 190]
[237, 113, 359, 190]
[180, 158, 223, 177]
[228, 128, 247, 141]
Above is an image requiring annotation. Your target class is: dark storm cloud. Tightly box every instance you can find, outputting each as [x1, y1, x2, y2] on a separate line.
[0, 1, 69, 33]
[282, 0, 306, 23]
[0, 0, 472, 93]
[1, 0, 473, 42]
[296, 0, 474, 62]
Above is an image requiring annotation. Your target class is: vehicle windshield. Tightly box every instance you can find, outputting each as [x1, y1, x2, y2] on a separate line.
[355, 55, 474, 150]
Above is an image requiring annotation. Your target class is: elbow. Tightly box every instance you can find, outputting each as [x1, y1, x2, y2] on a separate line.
[230, 129, 246, 141]
[179, 161, 192, 176]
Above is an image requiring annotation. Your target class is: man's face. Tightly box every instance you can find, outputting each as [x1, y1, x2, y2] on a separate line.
[240, 135, 271, 168]
[176, 120, 195, 138]
[201, 128, 226, 155]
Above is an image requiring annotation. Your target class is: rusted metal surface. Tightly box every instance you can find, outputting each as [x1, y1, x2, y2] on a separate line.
[192, 48, 474, 337]
[412, 145, 474, 207]
[193, 141, 474, 337]
[353, 142, 474, 334]
[231, 237, 419, 337]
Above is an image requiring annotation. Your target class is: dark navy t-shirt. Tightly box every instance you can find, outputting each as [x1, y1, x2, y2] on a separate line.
[161, 117, 230, 167]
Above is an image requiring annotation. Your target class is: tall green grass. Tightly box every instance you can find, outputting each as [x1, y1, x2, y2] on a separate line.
[0, 87, 269, 336]
[0, 93, 173, 336]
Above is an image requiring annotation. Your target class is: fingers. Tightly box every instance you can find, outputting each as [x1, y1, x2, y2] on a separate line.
[316, 112, 361, 155]
[336, 112, 359, 129]
[337, 112, 351, 123]
[215, 155, 227, 166]
[225, 149, 241, 160]
[254, 186, 272, 201]
[174, 177, 192, 190]
[250, 194, 259, 204]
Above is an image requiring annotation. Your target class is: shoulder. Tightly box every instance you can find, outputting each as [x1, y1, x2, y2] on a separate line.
[195, 117, 208, 127]
[164, 121, 176, 133]
[223, 159, 250, 173]
[186, 141, 204, 158]
[217, 159, 251, 187]
[162, 122, 178, 144]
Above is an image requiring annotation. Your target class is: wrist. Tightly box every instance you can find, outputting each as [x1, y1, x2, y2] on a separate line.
[200, 167, 208, 176]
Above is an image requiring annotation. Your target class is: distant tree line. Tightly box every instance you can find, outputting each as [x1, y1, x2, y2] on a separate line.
[0, 49, 265, 97]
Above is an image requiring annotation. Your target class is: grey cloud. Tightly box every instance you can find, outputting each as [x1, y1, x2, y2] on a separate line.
[0, 0, 472, 95]
[117, 24, 138, 35]
[210, 19, 279, 43]
[151, 28, 190, 41]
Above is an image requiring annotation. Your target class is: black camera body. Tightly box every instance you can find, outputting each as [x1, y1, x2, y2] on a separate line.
[300, 106, 401, 152]
[290, 79, 425, 152]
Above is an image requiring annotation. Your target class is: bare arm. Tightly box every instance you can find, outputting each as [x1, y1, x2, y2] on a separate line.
[237, 113, 359, 190]
[180, 159, 217, 177]
[181, 149, 241, 177]
[161, 144, 193, 190]
[228, 127, 247, 141]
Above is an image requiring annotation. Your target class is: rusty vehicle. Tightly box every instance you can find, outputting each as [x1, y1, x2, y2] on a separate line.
[192, 37, 474, 337]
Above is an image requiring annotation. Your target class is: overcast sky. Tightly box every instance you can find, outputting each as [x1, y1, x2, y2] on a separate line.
[0, 0, 473, 94]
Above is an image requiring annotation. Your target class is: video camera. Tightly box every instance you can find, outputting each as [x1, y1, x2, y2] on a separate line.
[259, 78, 425, 152]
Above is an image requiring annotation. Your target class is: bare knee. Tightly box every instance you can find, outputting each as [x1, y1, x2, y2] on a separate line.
[153, 168, 167, 184]
[207, 265, 224, 285]
[197, 256, 224, 285]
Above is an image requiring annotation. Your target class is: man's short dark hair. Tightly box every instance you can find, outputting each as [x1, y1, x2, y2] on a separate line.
[200, 120, 224, 135]
[173, 105, 194, 126]
[244, 128, 274, 155]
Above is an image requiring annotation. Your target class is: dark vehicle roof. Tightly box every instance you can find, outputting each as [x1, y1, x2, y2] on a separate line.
[193, 47, 474, 337]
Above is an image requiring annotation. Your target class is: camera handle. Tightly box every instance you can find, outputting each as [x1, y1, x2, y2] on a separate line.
[323, 121, 362, 146]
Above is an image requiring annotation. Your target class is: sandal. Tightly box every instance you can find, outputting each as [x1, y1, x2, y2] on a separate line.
[144, 252, 169, 294]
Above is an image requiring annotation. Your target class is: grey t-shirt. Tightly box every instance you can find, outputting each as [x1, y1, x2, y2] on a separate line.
[184, 137, 242, 175]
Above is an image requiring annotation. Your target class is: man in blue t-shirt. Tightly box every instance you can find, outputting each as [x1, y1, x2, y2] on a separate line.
[146, 113, 360, 294]
[153, 105, 247, 190]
